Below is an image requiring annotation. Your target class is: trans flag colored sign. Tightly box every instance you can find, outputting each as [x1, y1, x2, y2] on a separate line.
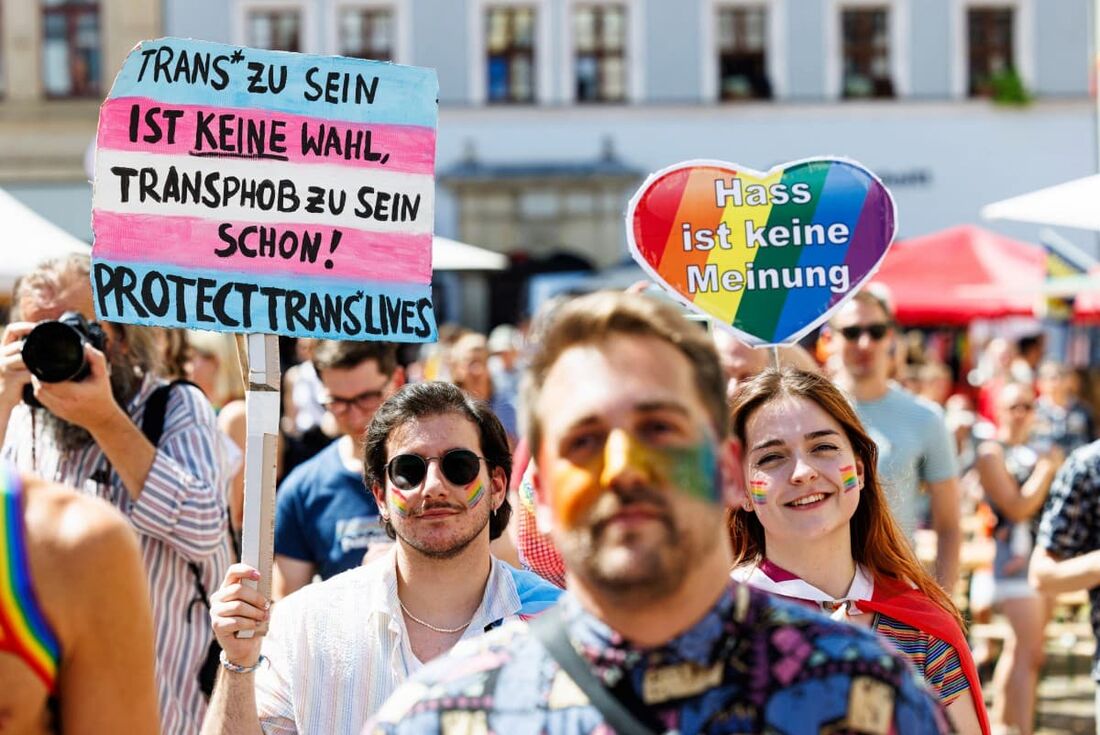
[91, 37, 438, 342]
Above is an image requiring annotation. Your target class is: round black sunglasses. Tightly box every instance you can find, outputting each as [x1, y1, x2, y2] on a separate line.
[386, 449, 487, 491]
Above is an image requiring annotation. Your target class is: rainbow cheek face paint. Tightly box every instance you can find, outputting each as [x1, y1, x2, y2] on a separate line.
[749, 478, 768, 504]
[544, 428, 724, 528]
[840, 465, 858, 492]
[546, 459, 603, 529]
[465, 480, 485, 509]
[391, 487, 411, 517]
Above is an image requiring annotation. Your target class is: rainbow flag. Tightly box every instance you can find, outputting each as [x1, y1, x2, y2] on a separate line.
[839, 465, 858, 492]
[0, 467, 60, 691]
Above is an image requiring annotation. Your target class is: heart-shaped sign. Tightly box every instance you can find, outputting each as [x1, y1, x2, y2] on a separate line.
[626, 157, 897, 346]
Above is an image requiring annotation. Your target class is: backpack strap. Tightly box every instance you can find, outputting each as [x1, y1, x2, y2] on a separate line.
[137, 379, 220, 613]
[140, 379, 199, 446]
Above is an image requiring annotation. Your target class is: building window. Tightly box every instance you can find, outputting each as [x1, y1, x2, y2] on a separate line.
[841, 7, 893, 98]
[717, 5, 771, 100]
[247, 9, 302, 51]
[574, 4, 626, 103]
[42, 0, 101, 98]
[967, 7, 1013, 97]
[338, 7, 393, 60]
[486, 6, 536, 103]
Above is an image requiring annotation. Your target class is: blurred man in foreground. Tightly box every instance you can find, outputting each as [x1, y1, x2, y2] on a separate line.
[367, 291, 947, 734]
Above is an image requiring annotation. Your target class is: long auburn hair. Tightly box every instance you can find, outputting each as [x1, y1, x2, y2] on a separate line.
[728, 367, 964, 630]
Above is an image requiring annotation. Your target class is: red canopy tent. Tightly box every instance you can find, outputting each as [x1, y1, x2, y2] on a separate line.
[870, 225, 1045, 326]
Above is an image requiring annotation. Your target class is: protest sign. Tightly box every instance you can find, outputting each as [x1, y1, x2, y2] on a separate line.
[91, 37, 438, 342]
[627, 158, 897, 346]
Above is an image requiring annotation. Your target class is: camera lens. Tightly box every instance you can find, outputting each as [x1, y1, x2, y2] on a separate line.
[21, 321, 88, 383]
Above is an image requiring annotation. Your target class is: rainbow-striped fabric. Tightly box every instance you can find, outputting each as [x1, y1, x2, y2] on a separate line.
[0, 465, 61, 691]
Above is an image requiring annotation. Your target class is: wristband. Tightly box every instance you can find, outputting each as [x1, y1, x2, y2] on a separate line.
[219, 650, 267, 674]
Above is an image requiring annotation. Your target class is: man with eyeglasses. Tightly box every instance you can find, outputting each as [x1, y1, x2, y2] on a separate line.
[272, 340, 402, 599]
[830, 289, 962, 591]
[201, 381, 561, 735]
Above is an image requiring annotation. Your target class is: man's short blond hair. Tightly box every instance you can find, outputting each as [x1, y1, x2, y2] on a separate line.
[521, 291, 728, 453]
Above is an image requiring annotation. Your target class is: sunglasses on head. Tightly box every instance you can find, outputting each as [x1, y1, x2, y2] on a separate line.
[386, 449, 486, 491]
[839, 323, 891, 341]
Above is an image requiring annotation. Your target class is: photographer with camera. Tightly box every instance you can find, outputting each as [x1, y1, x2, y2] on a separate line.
[0, 253, 232, 735]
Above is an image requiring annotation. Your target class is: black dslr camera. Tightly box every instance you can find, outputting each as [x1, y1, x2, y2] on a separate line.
[21, 311, 107, 407]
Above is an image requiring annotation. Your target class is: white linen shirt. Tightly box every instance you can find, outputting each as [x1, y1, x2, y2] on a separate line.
[255, 548, 538, 735]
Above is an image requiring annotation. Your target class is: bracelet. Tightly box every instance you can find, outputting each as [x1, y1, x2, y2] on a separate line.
[219, 650, 267, 674]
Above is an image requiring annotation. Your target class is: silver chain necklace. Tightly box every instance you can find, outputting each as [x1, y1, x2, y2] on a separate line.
[399, 600, 474, 634]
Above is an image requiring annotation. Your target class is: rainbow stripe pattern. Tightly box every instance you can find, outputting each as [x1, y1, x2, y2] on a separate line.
[749, 479, 768, 505]
[91, 38, 438, 342]
[628, 158, 896, 346]
[840, 465, 859, 492]
[465, 481, 485, 509]
[391, 488, 411, 517]
[0, 466, 61, 692]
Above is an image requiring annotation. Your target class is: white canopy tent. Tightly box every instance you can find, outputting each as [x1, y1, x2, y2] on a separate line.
[0, 187, 88, 294]
[432, 235, 508, 271]
[981, 174, 1100, 232]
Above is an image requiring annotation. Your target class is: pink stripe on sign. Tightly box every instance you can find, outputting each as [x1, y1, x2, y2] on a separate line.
[92, 211, 432, 283]
[98, 97, 437, 176]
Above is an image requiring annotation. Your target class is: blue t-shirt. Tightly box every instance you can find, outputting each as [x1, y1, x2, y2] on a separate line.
[275, 440, 386, 580]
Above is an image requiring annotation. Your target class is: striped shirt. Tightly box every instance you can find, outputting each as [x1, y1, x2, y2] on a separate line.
[255, 547, 561, 735]
[2, 375, 232, 735]
[873, 614, 969, 705]
[734, 562, 969, 707]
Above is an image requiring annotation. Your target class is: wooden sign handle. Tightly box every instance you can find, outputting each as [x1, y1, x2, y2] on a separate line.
[237, 333, 281, 638]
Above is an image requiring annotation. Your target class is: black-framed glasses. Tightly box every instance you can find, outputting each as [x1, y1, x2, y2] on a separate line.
[386, 449, 486, 490]
[322, 388, 385, 415]
[839, 323, 891, 341]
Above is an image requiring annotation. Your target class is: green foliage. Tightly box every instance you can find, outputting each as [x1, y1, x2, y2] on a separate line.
[990, 68, 1031, 105]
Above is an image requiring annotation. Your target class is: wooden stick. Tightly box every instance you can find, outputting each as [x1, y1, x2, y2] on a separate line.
[237, 333, 281, 638]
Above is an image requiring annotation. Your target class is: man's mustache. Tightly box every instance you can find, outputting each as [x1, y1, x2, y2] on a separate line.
[588, 488, 673, 533]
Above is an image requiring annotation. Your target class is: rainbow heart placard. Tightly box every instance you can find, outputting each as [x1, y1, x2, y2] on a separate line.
[626, 158, 897, 346]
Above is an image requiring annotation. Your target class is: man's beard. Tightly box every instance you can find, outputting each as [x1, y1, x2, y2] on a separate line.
[561, 488, 719, 605]
[394, 502, 491, 561]
[37, 349, 145, 452]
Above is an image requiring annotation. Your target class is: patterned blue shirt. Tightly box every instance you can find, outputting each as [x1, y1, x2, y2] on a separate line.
[365, 583, 948, 734]
[1036, 439, 1100, 681]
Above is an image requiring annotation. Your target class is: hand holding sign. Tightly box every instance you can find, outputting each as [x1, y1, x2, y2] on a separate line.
[627, 158, 897, 346]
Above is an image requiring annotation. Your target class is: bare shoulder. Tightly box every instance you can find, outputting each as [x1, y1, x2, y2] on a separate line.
[217, 398, 247, 433]
[23, 478, 143, 635]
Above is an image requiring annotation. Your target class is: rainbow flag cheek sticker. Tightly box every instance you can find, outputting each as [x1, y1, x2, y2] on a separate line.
[626, 158, 897, 347]
[391, 488, 411, 517]
[840, 465, 859, 492]
[750, 479, 768, 505]
[465, 481, 485, 508]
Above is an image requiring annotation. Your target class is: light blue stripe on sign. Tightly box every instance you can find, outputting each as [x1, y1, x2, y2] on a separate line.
[108, 37, 438, 129]
[91, 259, 437, 343]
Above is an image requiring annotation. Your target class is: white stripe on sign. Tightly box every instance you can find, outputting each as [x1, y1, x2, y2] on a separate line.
[93, 149, 434, 234]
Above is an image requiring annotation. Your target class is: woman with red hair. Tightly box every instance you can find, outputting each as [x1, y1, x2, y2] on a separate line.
[728, 367, 987, 735]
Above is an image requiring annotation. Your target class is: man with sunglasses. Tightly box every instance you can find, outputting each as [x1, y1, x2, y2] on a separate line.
[272, 340, 402, 599]
[202, 381, 560, 735]
[830, 289, 962, 591]
[366, 291, 946, 735]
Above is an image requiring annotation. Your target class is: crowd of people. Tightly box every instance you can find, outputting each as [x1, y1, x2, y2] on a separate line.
[2, 252, 1099, 735]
